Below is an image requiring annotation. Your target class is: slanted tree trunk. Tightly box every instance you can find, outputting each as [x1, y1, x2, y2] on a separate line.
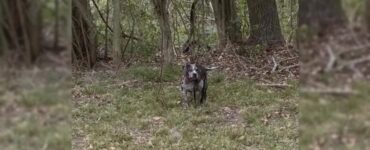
[152, 0, 174, 65]
[72, 0, 96, 68]
[298, 0, 347, 35]
[1, 0, 42, 63]
[112, 0, 121, 65]
[211, 0, 242, 47]
[246, 0, 285, 47]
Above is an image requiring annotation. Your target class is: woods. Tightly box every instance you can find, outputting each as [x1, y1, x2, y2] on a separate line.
[66, 0, 300, 69]
[0, 0, 370, 149]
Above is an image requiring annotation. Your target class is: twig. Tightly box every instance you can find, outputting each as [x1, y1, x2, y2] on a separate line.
[271, 56, 278, 73]
[325, 45, 336, 72]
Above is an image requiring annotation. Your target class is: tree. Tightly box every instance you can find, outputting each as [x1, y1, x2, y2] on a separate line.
[211, 0, 242, 47]
[72, 0, 96, 68]
[246, 0, 285, 47]
[298, 0, 347, 34]
[1, 0, 42, 63]
[366, 0, 370, 31]
[112, 0, 121, 65]
[152, 0, 174, 65]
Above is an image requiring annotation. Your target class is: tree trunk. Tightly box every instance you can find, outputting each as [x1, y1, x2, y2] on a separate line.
[298, 0, 347, 34]
[54, 0, 60, 50]
[72, 0, 96, 68]
[104, 0, 110, 59]
[366, 0, 370, 31]
[112, 0, 121, 65]
[1, 0, 42, 63]
[211, 0, 242, 47]
[246, 0, 285, 47]
[152, 0, 174, 65]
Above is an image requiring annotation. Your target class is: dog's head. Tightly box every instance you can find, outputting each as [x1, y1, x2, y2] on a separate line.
[183, 63, 200, 81]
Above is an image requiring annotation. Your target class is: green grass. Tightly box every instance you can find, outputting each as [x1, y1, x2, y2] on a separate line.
[73, 66, 299, 149]
[300, 82, 370, 149]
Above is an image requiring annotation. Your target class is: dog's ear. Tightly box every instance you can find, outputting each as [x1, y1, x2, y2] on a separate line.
[182, 63, 190, 70]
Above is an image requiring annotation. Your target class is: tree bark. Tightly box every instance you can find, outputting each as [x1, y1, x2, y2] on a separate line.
[366, 0, 370, 31]
[1, 0, 42, 63]
[246, 0, 285, 47]
[112, 0, 121, 65]
[54, 0, 60, 50]
[72, 0, 96, 68]
[211, 0, 242, 47]
[152, 0, 174, 65]
[298, 0, 347, 34]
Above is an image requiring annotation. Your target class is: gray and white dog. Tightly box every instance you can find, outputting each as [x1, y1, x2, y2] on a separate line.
[180, 63, 216, 107]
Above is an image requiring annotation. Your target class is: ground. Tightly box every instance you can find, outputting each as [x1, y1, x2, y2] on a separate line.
[300, 82, 370, 149]
[72, 65, 299, 149]
[0, 66, 71, 150]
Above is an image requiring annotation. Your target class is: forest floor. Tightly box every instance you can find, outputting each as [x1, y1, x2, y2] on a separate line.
[300, 83, 370, 149]
[299, 29, 370, 149]
[0, 65, 71, 150]
[72, 65, 299, 149]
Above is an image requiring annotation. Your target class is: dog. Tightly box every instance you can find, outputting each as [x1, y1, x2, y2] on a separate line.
[180, 63, 216, 107]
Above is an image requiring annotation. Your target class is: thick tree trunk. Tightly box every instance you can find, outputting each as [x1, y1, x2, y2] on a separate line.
[366, 0, 370, 31]
[246, 0, 285, 47]
[298, 0, 347, 34]
[211, 0, 242, 47]
[72, 0, 96, 68]
[153, 0, 174, 65]
[1, 0, 42, 63]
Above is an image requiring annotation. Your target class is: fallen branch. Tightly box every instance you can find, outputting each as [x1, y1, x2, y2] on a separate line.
[300, 87, 359, 95]
[337, 55, 370, 70]
[256, 83, 292, 88]
[279, 64, 299, 72]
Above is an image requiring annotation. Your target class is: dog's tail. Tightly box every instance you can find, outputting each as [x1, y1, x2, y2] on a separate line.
[205, 66, 218, 71]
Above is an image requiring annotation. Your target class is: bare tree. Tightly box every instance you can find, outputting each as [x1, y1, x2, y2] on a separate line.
[152, 0, 174, 65]
[246, 0, 285, 47]
[72, 0, 96, 68]
[211, 0, 242, 47]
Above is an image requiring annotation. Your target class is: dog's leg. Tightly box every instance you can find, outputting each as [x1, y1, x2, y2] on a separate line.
[181, 89, 189, 108]
[200, 80, 207, 105]
[193, 90, 197, 106]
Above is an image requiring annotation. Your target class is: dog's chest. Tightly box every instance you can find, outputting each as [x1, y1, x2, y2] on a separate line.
[181, 79, 204, 91]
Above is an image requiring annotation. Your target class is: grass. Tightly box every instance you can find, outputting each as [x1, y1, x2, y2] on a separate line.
[300, 82, 370, 149]
[0, 67, 71, 150]
[72, 65, 299, 149]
